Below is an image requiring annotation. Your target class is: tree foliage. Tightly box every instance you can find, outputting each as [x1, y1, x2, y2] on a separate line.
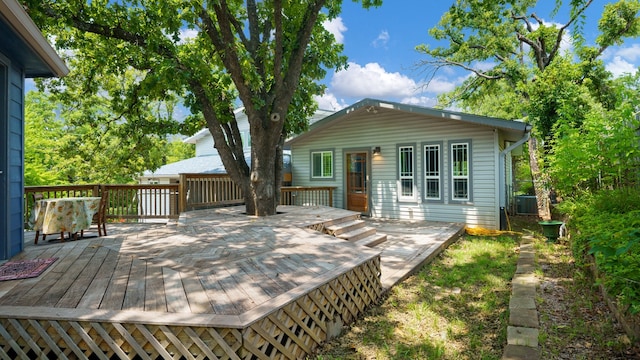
[24, 89, 193, 185]
[548, 72, 640, 195]
[23, 0, 381, 216]
[418, 0, 640, 139]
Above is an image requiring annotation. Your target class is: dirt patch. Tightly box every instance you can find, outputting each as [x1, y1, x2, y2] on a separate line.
[536, 240, 639, 359]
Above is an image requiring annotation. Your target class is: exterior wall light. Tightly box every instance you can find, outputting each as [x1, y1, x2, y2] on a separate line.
[373, 146, 381, 155]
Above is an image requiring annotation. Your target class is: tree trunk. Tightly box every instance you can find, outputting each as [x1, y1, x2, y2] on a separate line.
[240, 112, 284, 216]
[528, 137, 551, 220]
[243, 145, 278, 216]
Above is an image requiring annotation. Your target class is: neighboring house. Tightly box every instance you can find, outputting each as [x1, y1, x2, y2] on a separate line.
[286, 98, 531, 230]
[141, 107, 334, 184]
[0, 0, 69, 259]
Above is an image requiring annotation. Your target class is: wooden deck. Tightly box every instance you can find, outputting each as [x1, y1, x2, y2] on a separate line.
[0, 206, 463, 359]
[0, 206, 384, 359]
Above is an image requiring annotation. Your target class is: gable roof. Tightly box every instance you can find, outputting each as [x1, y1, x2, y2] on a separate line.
[286, 98, 531, 145]
[143, 154, 228, 177]
[0, 0, 69, 77]
[184, 107, 335, 144]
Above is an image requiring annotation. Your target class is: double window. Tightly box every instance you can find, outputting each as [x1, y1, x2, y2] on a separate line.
[311, 150, 333, 179]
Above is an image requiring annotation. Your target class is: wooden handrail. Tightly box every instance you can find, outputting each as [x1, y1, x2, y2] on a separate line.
[280, 186, 335, 207]
[25, 180, 337, 226]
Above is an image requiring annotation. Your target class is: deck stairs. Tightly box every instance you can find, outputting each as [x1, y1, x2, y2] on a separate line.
[321, 214, 387, 248]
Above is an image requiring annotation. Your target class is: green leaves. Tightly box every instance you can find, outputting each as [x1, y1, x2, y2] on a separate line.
[597, 0, 640, 50]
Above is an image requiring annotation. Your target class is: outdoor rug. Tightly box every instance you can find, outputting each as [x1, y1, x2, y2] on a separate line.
[0, 258, 58, 281]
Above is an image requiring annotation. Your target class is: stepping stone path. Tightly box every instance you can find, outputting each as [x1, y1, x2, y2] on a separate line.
[503, 235, 540, 359]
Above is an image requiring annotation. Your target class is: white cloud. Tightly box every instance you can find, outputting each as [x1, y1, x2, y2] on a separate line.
[606, 56, 638, 77]
[177, 28, 199, 44]
[473, 61, 496, 72]
[314, 93, 348, 111]
[399, 96, 438, 108]
[372, 30, 389, 48]
[422, 76, 459, 94]
[614, 44, 640, 62]
[330, 62, 417, 98]
[323, 17, 347, 44]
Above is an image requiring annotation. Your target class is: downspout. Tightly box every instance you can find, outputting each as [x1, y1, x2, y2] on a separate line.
[499, 125, 532, 230]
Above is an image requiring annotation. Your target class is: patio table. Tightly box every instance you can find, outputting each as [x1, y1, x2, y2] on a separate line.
[33, 197, 102, 242]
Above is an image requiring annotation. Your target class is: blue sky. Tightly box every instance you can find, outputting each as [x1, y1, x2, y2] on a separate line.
[315, 0, 640, 110]
[28, 1, 640, 116]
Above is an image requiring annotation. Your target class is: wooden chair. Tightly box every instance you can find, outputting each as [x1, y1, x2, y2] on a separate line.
[81, 190, 108, 238]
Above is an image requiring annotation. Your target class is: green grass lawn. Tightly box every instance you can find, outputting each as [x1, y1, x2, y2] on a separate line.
[313, 234, 519, 360]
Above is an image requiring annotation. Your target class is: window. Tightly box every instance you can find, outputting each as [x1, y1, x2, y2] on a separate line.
[311, 150, 333, 178]
[240, 131, 251, 149]
[450, 141, 471, 202]
[423, 143, 441, 200]
[398, 145, 416, 201]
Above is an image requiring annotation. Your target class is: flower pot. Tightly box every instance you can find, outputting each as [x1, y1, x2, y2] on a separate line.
[539, 220, 564, 242]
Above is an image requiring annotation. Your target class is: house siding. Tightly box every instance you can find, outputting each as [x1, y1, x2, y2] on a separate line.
[194, 119, 250, 157]
[0, 61, 24, 259]
[290, 110, 502, 229]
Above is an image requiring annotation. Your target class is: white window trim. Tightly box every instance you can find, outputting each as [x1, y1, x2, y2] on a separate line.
[311, 150, 333, 179]
[397, 144, 417, 202]
[450, 140, 472, 203]
[423, 142, 442, 201]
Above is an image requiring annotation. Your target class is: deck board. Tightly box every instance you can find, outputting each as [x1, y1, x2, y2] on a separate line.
[144, 261, 167, 312]
[56, 245, 110, 308]
[199, 272, 237, 315]
[100, 255, 133, 310]
[163, 267, 191, 313]
[76, 247, 119, 309]
[122, 258, 146, 311]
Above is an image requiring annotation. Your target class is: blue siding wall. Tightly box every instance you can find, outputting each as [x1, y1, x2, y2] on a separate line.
[0, 59, 24, 260]
[7, 65, 24, 258]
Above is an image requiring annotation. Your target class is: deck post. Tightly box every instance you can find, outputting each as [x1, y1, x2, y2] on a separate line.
[178, 173, 187, 213]
[328, 187, 333, 207]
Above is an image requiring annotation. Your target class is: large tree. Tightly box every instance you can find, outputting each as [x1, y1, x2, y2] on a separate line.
[417, 0, 640, 217]
[24, 0, 380, 216]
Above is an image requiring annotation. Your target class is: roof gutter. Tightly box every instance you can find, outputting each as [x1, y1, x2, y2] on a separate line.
[498, 126, 531, 229]
[0, 0, 69, 77]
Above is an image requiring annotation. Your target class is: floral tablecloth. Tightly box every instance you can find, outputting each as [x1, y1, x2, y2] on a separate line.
[33, 197, 102, 235]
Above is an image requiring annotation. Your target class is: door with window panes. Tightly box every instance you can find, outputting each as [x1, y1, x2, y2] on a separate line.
[346, 152, 368, 213]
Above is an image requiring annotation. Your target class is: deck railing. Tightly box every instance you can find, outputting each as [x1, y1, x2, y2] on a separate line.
[25, 177, 336, 225]
[280, 186, 334, 207]
[179, 173, 244, 211]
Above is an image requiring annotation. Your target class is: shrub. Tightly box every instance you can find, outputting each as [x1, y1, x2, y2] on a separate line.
[559, 187, 640, 314]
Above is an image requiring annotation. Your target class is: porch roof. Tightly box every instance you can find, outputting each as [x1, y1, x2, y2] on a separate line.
[0, 0, 69, 77]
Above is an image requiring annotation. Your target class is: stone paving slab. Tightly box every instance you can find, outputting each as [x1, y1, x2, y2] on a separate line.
[510, 308, 540, 328]
[502, 344, 539, 360]
[507, 326, 539, 347]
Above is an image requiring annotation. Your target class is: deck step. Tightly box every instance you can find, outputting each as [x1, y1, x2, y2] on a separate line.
[325, 219, 365, 236]
[337, 226, 377, 242]
[353, 233, 388, 248]
[319, 214, 361, 229]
